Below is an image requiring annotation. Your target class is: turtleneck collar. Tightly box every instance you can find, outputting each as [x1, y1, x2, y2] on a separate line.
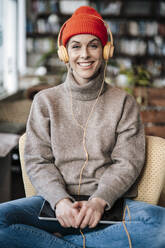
[64, 63, 106, 101]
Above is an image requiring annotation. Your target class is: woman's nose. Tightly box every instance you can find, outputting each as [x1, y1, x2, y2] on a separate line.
[80, 46, 89, 59]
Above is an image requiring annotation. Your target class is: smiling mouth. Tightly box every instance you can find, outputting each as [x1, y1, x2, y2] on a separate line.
[78, 62, 94, 67]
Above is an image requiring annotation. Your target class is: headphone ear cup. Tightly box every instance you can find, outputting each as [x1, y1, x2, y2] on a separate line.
[57, 45, 69, 63]
[103, 42, 114, 60]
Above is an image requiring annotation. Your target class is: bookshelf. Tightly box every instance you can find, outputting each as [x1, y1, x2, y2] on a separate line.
[26, 0, 165, 87]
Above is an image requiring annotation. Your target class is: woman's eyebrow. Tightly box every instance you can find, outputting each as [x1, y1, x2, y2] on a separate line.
[70, 40, 80, 44]
[89, 38, 100, 43]
[70, 38, 100, 45]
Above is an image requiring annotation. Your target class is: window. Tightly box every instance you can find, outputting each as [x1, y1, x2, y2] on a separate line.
[2, 0, 18, 97]
[0, 0, 5, 97]
[0, 0, 26, 99]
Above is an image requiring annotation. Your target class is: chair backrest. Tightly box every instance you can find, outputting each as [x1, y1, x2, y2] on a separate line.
[19, 134, 165, 206]
[134, 136, 165, 206]
[19, 133, 36, 197]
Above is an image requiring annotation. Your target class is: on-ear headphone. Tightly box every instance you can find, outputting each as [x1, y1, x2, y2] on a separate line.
[57, 15, 114, 63]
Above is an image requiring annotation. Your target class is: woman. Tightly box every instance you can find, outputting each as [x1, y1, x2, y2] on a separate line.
[0, 6, 165, 248]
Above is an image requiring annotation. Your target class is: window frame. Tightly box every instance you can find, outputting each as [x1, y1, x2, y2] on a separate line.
[0, 0, 26, 100]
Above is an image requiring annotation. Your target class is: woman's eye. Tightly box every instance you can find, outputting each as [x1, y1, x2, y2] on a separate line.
[72, 45, 80, 49]
[90, 44, 98, 48]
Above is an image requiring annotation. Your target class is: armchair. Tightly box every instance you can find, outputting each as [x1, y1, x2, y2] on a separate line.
[19, 134, 165, 207]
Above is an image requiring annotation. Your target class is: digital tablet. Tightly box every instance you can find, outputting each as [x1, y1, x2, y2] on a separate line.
[38, 196, 124, 225]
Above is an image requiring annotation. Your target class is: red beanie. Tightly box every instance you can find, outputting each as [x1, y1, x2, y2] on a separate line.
[62, 6, 108, 47]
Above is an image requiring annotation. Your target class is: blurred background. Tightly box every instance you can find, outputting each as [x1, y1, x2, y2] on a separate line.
[0, 0, 165, 203]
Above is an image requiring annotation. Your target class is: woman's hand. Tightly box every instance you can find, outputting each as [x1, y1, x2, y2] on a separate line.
[55, 198, 79, 228]
[73, 197, 107, 229]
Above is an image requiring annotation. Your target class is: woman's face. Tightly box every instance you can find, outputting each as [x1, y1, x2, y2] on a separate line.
[67, 34, 103, 85]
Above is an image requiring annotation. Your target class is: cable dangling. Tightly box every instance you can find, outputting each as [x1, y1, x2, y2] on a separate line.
[122, 204, 132, 248]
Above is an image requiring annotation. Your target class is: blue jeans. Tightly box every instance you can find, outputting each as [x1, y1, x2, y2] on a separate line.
[0, 196, 164, 248]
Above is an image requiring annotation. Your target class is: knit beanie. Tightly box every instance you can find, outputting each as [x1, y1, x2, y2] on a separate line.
[62, 6, 108, 47]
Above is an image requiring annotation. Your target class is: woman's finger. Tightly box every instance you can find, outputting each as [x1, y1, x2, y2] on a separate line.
[72, 201, 81, 208]
[57, 216, 66, 227]
[70, 212, 78, 228]
[76, 205, 87, 227]
[63, 214, 73, 227]
[80, 208, 93, 229]
[89, 212, 101, 228]
[88, 213, 95, 227]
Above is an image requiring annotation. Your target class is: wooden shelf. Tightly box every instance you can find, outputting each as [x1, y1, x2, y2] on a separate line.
[27, 32, 58, 38]
[102, 14, 165, 22]
[113, 53, 165, 60]
[36, 12, 71, 20]
[113, 34, 165, 40]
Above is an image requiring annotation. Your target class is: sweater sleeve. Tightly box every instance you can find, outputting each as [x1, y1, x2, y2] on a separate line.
[89, 94, 146, 209]
[24, 93, 74, 210]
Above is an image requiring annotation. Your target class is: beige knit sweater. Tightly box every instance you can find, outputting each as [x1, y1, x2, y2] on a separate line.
[24, 67, 145, 210]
